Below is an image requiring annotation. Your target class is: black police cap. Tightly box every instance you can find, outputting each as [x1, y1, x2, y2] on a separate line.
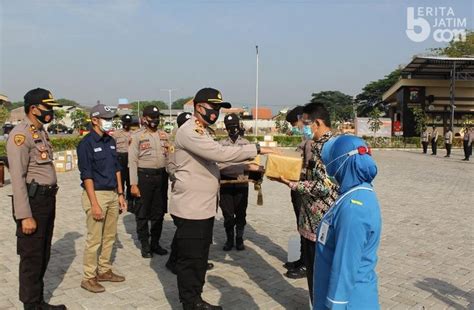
[143, 105, 161, 118]
[121, 114, 133, 124]
[224, 113, 240, 128]
[177, 112, 192, 128]
[193, 88, 231, 109]
[24, 88, 62, 108]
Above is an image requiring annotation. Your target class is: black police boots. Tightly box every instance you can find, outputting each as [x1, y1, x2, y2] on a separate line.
[222, 228, 234, 251]
[182, 298, 222, 310]
[24, 301, 67, 310]
[140, 240, 153, 258]
[151, 243, 168, 256]
[235, 227, 245, 251]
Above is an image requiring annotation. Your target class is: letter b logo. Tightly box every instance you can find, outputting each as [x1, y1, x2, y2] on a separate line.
[406, 7, 430, 42]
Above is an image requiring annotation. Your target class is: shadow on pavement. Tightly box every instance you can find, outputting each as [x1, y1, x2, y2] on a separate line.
[415, 278, 473, 310]
[45, 231, 82, 301]
[207, 275, 259, 309]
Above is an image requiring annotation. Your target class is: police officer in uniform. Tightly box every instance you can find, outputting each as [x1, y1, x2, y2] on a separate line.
[444, 127, 453, 158]
[111, 114, 137, 205]
[129, 105, 170, 258]
[219, 113, 252, 251]
[6, 88, 66, 310]
[421, 127, 429, 154]
[168, 88, 274, 310]
[431, 126, 439, 155]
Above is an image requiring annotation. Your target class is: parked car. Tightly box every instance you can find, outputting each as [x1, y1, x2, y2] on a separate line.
[48, 124, 73, 134]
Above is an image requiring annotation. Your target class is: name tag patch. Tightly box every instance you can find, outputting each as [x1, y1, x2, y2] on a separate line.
[318, 221, 330, 245]
[94, 147, 103, 152]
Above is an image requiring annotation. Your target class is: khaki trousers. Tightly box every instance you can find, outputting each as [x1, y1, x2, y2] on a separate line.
[82, 190, 119, 280]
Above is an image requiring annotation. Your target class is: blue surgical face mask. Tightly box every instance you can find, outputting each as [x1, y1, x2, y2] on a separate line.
[303, 125, 313, 140]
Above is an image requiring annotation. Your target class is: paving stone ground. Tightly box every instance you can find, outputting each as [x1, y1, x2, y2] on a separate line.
[0, 149, 473, 310]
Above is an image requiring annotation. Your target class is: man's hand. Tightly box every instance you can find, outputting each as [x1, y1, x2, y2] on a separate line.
[260, 147, 281, 155]
[131, 185, 141, 197]
[21, 217, 37, 235]
[267, 176, 291, 186]
[118, 195, 127, 214]
[91, 203, 104, 221]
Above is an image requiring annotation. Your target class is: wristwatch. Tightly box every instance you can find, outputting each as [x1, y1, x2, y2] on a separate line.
[118, 192, 124, 196]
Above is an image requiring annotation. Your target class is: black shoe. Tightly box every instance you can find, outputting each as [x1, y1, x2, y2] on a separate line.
[24, 303, 39, 310]
[283, 259, 303, 270]
[165, 260, 177, 274]
[207, 263, 214, 271]
[284, 266, 306, 279]
[151, 245, 168, 256]
[183, 299, 222, 310]
[235, 237, 245, 251]
[39, 301, 67, 310]
[141, 241, 153, 258]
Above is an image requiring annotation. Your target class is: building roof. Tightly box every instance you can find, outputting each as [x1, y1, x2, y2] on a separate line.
[400, 56, 474, 80]
[0, 94, 9, 103]
[251, 107, 273, 120]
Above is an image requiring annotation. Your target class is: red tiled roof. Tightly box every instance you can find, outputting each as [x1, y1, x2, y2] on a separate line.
[251, 108, 272, 120]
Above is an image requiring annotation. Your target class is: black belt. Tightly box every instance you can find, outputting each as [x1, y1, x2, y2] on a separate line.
[117, 152, 128, 156]
[27, 183, 58, 197]
[138, 167, 166, 175]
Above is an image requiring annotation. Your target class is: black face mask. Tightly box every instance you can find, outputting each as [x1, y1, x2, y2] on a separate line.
[199, 106, 219, 125]
[145, 118, 159, 129]
[35, 107, 54, 124]
[228, 126, 240, 142]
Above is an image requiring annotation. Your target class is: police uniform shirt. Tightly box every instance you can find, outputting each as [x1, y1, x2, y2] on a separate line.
[112, 128, 132, 154]
[77, 130, 121, 190]
[218, 136, 250, 179]
[128, 128, 168, 185]
[421, 130, 429, 142]
[169, 116, 257, 220]
[444, 131, 453, 144]
[6, 117, 57, 219]
[432, 130, 439, 141]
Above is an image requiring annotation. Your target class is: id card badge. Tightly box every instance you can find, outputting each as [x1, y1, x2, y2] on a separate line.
[318, 221, 330, 245]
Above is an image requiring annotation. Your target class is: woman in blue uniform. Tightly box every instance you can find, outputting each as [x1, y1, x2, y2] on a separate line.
[313, 135, 381, 310]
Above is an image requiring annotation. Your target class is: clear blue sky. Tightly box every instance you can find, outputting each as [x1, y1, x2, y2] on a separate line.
[0, 0, 472, 111]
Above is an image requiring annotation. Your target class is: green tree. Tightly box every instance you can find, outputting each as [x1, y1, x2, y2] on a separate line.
[274, 111, 290, 134]
[310, 91, 354, 123]
[130, 101, 168, 114]
[70, 109, 89, 131]
[172, 97, 193, 109]
[411, 107, 428, 136]
[54, 109, 66, 124]
[355, 69, 402, 117]
[368, 107, 383, 143]
[56, 98, 80, 107]
[429, 30, 474, 57]
[0, 106, 9, 126]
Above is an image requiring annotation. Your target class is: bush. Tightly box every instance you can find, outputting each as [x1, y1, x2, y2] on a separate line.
[0, 136, 83, 157]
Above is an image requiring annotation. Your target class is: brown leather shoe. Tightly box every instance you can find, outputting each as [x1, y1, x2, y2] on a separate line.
[97, 270, 125, 282]
[81, 278, 105, 293]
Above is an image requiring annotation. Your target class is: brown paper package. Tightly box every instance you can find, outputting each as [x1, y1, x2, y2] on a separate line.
[265, 154, 302, 181]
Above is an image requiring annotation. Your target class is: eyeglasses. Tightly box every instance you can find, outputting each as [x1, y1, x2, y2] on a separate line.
[302, 120, 314, 126]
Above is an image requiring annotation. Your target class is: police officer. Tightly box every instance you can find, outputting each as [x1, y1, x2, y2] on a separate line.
[431, 126, 439, 155]
[111, 114, 139, 207]
[421, 127, 429, 154]
[444, 127, 453, 158]
[6, 88, 66, 310]
[129, 105, 169, 258]
[168, 88, 274, 310]
[219, 113, 252, 251]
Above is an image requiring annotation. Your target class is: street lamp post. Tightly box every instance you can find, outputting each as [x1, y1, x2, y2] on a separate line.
[255, 45, 259, 136]
[160, 89, 178, 124]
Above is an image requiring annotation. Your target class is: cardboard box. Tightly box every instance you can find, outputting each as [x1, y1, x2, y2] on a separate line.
[265, 154, 302, 181]
[55, 161, 73, 173]
[267, 141, 278, 148]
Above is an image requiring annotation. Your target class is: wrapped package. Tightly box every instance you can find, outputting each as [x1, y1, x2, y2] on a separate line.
[265, 154, 302, 181]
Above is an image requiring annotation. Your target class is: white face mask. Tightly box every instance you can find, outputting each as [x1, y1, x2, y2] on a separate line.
[100, 119, 114, 132]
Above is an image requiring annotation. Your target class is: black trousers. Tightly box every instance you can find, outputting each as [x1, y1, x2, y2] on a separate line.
[136, 169, 168, 246]
[463, 140, 472, 159]
[290, 190, 304, 263]
[445, 143, 452, 156]
[302, 237, 315, 303]
[422, 142, 429, 154]
[117, 153, 131, 201]
[431, 139, 437, 155]
[13, 195, 56, 304]
[219, 185, 248, 231]
[172, 215, 214, 304]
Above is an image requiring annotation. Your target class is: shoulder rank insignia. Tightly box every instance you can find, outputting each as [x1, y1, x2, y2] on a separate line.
[32, 133, 39, 139]
[194, 128, 204, 135]
[14, 134, 26, 146]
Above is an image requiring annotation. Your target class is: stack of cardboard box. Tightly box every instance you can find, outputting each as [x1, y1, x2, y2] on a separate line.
[54, 150, 75, 172]
[259, 135, 278, 148]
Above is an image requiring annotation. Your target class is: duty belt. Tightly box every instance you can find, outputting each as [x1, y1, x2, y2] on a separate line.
[138, 167, 166, 175]
[27, 183, 59, 197]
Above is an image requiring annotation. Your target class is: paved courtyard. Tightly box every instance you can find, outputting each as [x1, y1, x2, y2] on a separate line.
[0, 149, 473, 310]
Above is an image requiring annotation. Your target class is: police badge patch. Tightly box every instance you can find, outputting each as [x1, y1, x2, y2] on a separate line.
[14, 134, 26, 146]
